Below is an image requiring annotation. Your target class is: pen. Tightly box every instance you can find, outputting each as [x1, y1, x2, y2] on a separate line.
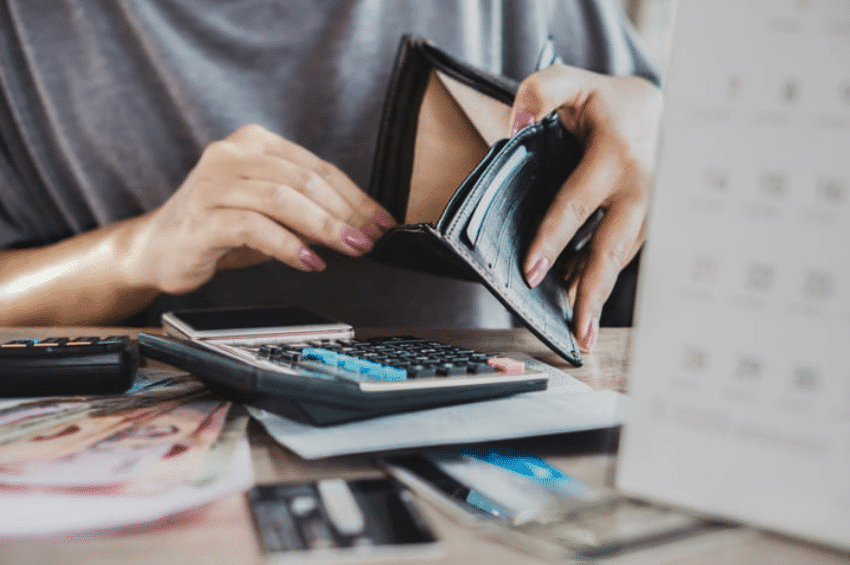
[535, 36, 564, 71]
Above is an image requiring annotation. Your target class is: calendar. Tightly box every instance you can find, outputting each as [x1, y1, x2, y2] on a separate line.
[617, 0, 850, 551]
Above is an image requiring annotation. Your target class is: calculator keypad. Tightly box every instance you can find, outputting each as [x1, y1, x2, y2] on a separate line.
[242, 337, 523, 382]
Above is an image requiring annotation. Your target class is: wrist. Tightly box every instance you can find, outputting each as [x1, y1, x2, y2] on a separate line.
[113, 211, 161, 294]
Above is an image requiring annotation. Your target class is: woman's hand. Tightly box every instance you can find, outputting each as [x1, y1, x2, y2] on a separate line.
[510, 65, 662, 352]
[130, 124, 396, 295]
[0, 124, 395, 325]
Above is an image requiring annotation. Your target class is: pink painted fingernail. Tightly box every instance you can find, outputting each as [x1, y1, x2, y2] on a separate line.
[526, 257, 550, 288]
[511, 111, 536, 136]
[361, 222, 383, 241]
[372, 210, 397, 229]
[581, 317, 599, 353]
[298, 247, 326, 272]
[341, 228, 373, 254]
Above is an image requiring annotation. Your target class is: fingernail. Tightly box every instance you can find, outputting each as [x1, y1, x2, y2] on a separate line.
[298, 247, 326, 272]
[341, 227, 374, 254]
[511, 111, 536, 136]
[526, 257, 550, 289]
[361, 222, 383, 241]
[372, 210, 397, 229]
[581, 317, 599, 353]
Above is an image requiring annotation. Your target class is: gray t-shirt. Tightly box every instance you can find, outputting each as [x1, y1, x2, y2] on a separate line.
[0, 0, 656, 326]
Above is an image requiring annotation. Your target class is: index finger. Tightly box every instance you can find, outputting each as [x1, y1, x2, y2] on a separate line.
[228, 125, 397, 230]
[523, 133, 617, 288]
[509, 64, 601, 137]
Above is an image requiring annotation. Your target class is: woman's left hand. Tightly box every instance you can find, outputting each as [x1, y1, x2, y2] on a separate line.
[509, 64, 663, 352]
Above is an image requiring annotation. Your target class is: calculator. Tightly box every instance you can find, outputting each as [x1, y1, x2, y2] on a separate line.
[138, 306, 549, 426]
[0, 336, 137, 397]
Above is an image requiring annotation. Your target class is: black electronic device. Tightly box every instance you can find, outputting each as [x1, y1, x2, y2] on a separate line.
[0, 336, 138, 397]
[138, 306, 549, 426]
[248, 479, 442, 559]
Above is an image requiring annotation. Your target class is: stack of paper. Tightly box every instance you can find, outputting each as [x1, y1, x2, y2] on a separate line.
[250, 355, 625, 459]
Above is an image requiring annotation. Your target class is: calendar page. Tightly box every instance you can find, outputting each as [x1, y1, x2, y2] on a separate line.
[617, 0, 850, 551]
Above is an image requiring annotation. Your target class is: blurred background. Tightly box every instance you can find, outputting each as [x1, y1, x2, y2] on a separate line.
[623, 0, 676, 78]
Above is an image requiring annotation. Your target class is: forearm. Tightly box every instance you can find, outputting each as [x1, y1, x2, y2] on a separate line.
[0, 215, 159, 326]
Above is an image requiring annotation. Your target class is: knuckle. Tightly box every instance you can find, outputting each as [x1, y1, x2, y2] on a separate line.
[313, 160, 338, 183]
[226, 123, 270, 152]
[264, 184, 294, 210]
[319, 215, 339, 241]
[562, 197, 592, 226]
[232, 123, 266, 140]
[225, 211, 258, 242]
[515, 78, 546, 113]
[200, 139, 243, 168]
[202, 139, 233, 160]
[302, 170, 325, 196]
[280, 236, 303, 260]
[599, 240, 629, 273]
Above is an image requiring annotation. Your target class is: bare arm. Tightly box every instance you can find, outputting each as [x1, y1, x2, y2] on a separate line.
[0, 216, 159, 325]
[0, 124, 395, 326]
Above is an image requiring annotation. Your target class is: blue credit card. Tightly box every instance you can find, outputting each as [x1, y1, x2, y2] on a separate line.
[460, 447, 597, 499]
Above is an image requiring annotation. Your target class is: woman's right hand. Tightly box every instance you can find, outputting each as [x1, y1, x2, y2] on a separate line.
[129, 124, 397, 295]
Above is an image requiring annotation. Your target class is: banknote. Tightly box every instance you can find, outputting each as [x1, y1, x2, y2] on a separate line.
[0, 368, 205, 448]
[0, 396, 228, 490]
[193, 404, 251, 486]
[123, 400, 232, 495]
[0, 379, 211, 473]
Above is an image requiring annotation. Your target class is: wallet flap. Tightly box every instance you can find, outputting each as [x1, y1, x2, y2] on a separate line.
[368, 35, 516, 224]
[406, 69, 491, 225]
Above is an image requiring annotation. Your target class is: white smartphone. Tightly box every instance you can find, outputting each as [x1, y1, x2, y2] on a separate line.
[161, 305, 354, 343]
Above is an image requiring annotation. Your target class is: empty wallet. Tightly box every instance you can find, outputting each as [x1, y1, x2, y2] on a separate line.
[368, 36, 594, 366]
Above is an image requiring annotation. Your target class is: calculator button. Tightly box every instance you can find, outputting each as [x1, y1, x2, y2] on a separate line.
[487, 357, 526, 374]
[1, 339, 37, 347]
[406, 365, 437, 378]
[98, 337, 126, 345]
[33, 337, 69, 347]
[66, 337, 99, 345]
[435, 363, 466, 376]
[468, 362, 496, 374]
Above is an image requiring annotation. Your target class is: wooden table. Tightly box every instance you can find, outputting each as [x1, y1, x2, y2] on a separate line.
[0, 327, 846, 565]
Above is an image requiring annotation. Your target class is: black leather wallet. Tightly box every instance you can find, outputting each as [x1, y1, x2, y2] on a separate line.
[368, 36, 591, 366]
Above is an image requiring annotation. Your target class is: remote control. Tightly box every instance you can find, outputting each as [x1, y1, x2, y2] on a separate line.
[0, 336, 138, 397]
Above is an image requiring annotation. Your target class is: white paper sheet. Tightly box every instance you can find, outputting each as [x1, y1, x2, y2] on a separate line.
[618, 0, 850, 551]
[250, 359, 625, 460]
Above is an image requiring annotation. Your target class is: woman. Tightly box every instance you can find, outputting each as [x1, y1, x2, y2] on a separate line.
[0, 0, 661, 351]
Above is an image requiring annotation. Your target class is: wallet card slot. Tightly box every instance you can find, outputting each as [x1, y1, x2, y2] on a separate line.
[463, 146, 530, 246]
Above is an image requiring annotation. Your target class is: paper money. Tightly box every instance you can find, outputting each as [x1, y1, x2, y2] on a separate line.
[194, 404, 251, 486]
[0, 396, 230, 490]
[0, 370, 209, 473]
[0, 368, 249, 498]
[0, 368, 204, 448]
[123, 400, 232, 495]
